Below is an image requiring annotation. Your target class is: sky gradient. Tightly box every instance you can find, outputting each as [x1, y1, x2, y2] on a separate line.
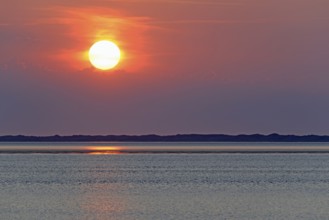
[1, 0, 329, 135]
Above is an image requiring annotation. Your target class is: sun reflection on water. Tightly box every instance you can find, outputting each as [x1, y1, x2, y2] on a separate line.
[86, 146, 122, 154]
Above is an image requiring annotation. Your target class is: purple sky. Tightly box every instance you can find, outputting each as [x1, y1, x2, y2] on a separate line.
[1, 0, 329, 135]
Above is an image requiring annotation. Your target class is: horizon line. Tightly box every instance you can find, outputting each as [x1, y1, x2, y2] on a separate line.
[0, 133, 329, 137]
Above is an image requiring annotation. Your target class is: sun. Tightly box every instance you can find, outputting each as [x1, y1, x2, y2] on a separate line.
[89, 40, 121, 70]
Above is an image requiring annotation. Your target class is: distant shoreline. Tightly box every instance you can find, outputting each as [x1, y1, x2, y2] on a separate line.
[1, 134, 329, 142]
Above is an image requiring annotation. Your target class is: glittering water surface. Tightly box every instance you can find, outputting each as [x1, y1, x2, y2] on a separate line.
[1, 152, 329, 219]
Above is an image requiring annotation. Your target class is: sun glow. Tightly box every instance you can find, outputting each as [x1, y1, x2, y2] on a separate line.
[89, 40, 121, 70]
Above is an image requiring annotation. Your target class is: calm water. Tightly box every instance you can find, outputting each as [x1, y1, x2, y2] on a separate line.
[1, 143, 329, 219]
[2, 142, 329, 153]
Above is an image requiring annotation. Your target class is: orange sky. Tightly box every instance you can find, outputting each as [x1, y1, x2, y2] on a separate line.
[1, 0, 329, 135]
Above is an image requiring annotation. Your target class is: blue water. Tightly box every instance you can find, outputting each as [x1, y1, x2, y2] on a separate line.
[1, 143, 329, 219]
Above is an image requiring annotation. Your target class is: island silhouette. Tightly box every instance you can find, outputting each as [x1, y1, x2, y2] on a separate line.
[1, 133, 329, 142]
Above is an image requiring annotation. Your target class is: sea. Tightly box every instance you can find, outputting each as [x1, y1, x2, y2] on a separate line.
[1, 142, 329, 220]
